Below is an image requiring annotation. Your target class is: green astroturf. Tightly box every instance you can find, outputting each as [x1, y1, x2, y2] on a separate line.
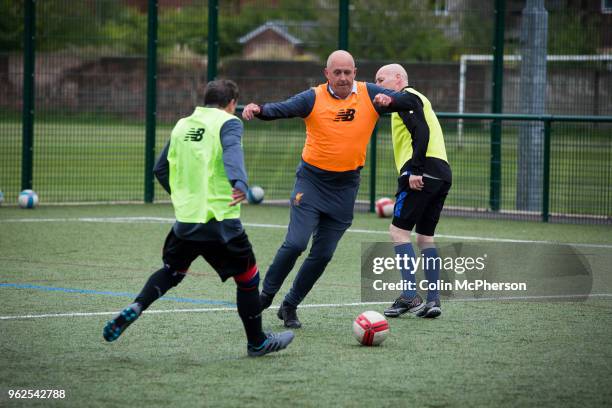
[1, 204, 611, 407]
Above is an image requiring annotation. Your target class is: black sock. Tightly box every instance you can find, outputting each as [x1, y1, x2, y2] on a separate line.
[237, 288, 266, 346]
[134, 267, 184, 311]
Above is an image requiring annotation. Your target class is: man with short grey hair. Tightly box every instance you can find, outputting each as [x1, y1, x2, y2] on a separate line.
[375, 64, 452, 318]
[242, 51, 427, 328]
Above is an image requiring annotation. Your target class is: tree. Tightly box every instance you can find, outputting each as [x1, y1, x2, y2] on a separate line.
[547, 11, 600, 54]
[158, 5, 208, 55]
[0, 0, 23, 51]
[315, 0, 456, 62]
[99, 6, 147, 54]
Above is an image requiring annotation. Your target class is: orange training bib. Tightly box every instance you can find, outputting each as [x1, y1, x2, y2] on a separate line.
[302, 82, 379, 172]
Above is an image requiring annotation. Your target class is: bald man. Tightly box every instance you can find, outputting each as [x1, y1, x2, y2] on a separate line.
[375, 64, 452, 319]
[242, 51, 425, 328]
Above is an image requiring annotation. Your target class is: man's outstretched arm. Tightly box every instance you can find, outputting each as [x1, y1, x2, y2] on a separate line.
[366, 83, 424, 114]
[242, 89, 315, 121]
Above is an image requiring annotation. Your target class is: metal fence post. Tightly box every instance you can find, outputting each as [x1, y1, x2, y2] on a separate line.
[489, 0, 506, 211]
[517, 0, 548, 211]
[369, 126, 377, 213]
[338, 0, 349, 50]
[144, 0, 158, 203]
[542, 119, 551, 222]
[22, 0, 35, 191]
[207, 0, 219, 82]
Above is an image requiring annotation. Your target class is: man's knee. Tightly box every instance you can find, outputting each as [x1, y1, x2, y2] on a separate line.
[283, 237, 309, 255]
[308, 247, 335, 264]
[163, 265, 187, 287]
[389, 224, 411, 244]
[308, 235, 344, 264]
[416, 233, 435, 249]
[309, 227, 347, 263]
[234, 264, 260, 291]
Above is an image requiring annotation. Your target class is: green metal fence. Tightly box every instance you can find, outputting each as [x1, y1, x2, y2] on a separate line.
[371, 113, 612, 223]
[1, 0, 610, 224]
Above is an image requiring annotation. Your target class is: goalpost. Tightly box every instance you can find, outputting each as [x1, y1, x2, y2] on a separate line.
[456, 54, 612, 144]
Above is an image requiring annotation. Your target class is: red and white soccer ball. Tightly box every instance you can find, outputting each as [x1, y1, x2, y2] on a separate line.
[375, 197, 394, 218]
[353, 311, 389, 346]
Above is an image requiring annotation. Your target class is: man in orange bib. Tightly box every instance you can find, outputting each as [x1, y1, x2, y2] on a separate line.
[242, 50, 426, 328]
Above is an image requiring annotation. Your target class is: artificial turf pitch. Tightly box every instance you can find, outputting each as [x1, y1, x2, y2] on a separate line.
[1, 204, 611, 407]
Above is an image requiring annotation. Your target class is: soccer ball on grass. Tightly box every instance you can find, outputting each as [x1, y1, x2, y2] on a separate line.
[18, 189, 39, 209]
[353, 311, 389, 346]
[375, 197, 394, 218]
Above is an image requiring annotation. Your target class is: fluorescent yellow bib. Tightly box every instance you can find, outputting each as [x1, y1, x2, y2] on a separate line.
[168, 107, 240, 223]
[391, 88, 448, 174]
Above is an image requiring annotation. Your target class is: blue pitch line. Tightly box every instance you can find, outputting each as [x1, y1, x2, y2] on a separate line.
[0, 283, 235, 306]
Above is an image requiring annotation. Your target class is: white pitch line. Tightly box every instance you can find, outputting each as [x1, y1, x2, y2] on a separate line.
[246, 223, 612, 249]
[1, 216, 611, 249]
[2, 294, 612, 320]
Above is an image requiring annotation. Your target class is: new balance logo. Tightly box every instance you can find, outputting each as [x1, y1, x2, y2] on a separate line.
[333, 108, 356, 122]
[184, 128, 205, 141]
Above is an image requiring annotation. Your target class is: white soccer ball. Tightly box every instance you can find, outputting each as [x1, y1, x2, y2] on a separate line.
[18, 189, 39, 209]
[247, 185, 264, 204]
[353, 310, 389, 346]
[375, 197, 394, 218]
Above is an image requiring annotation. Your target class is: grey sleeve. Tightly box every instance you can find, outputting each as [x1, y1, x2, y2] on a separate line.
[366, 82, 423, 114]
[220, 118, 248, 193]
[153, 141, 171, 194]
[258, 89, 316, 120]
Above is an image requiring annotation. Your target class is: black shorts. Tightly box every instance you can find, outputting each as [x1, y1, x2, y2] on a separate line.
[162, 229, 256, 282]
[391, 174, 451, 236]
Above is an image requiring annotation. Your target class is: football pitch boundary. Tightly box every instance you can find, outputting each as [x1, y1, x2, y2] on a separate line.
[1, 216, 611, 249]
[2, 294, 612, 321]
